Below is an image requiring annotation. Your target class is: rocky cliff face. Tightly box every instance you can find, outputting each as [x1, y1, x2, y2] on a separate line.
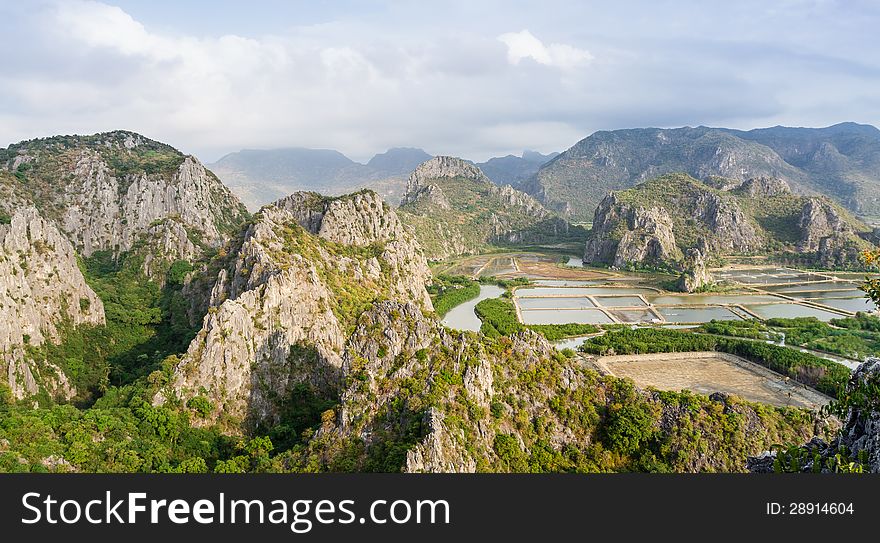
[797, 197, 865, 267]
[584, 193, 680, 268]
[1, 207, 104, 399]
[159, 190, 432, 429]
[583, 173, 869, 271]
[403, 156, 490, 203]
[798, 197, 852, 251]
[693, 192, 761, 253]
[677, 245, 714, 292]
[399, 157, 573, 260]
[3, 131, 248, 279]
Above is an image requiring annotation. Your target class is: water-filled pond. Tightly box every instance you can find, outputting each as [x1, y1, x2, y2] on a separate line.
[517, 297, 597, 310]
[763, 282, 860, 294]
[441, 285, 505, 332]
[714, 269, 828, 284]
[742, 303, 843, 321]
[809, 298, 877, 313]
[553, 336, 591, 351]
[533, 280, 601, 287]
[520, 308, 615, 325]
[594, 296, 647, 307]
[657, 306, 742, 323]
[566, 257, 584, 267]
[514, 287, 656, 297]
[647, 294, 781, 305]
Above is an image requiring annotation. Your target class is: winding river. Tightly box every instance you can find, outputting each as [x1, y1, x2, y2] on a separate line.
[440, 285, 505, 332]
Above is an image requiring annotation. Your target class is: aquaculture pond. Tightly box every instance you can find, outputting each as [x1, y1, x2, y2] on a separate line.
[656, 306, 742, 323]
[742, 303, 844, 321]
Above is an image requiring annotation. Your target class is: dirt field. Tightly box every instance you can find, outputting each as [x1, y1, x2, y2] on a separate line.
[594, 352, 831, 409]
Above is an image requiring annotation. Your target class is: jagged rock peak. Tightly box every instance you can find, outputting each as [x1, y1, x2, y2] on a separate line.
[404, 156, 489, 201]
[158, 191, 433, 429]
[733, 176, 792, 197]
[271, 190, 404, 246]
[677, 243, 714, 293]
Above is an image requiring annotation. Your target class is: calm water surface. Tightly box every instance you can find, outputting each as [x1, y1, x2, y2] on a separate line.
[441, 285, 505, 332]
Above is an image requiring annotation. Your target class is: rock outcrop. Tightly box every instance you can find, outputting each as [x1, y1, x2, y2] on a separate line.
[749, 358, 880, 473]
[1, 207, 104, 399]
[584, 193, 680, 268]
[693, 192, 761, 253]
[403, 156, 490, 203]
[676, 245, 714, 292]
[159, 190, 432, 429]
[798, 197, 852, 252]
[732, 176, 792, 197]
[399, 157, 572, 260]
[60, 152, 242, 261]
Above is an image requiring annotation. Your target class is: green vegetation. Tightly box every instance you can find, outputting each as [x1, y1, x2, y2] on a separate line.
[699, 315, 880, 361]
[580, 327, 850, 397]
[698, 318, 776, 340]
[428, 275, 480, 317]
[22, 250, 203, 405]
[0, 210, 10, 225]
[586, 172, 872, 269]
[398, 173, 584, 259]
[474, 297, 598, 341]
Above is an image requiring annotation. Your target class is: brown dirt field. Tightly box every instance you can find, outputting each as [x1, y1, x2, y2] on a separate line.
[596, 352, 831, 409]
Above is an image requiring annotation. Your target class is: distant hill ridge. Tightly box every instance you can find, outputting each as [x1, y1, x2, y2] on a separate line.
[210, 147, 559, 211]
[526, 122, 880, 221]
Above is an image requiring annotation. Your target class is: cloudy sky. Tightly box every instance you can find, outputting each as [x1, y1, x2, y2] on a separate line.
[0, 0, 878, 162]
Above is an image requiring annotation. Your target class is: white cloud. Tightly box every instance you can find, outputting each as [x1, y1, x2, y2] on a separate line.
[0, 1, 878, 163]
[497, 30, 593, 70]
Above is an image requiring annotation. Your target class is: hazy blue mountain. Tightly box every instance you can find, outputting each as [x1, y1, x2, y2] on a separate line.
[210, 147, 432, 210]
[477, 150, 559, 186]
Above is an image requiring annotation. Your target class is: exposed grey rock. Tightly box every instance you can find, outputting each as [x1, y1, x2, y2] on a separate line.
[798, 197, 851, 251]
[733, 176, 792, 197]
[159, 191, 432, 429]
[694, 192, 761, 253]
[405, 408, 477, 473]
[403, 156, 490, 203]
[1, 207, 104, 399]
[59, 151, 244, 276]
[584, 193, 680, 267]
[677, 244, 714, 292]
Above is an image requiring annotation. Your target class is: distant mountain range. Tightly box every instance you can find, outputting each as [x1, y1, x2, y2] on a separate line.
[210, 147, 559, 210]
[525, 122, 880, 221]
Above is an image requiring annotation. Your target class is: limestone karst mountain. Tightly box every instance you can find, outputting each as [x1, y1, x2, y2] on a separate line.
[158, 189, 433, 429]
[0, 131, 248, 401]
[1, 131, 247, 273]
[1, 208, 105, 400]
[398, 156, 579, 260]
[583, 173, 874, 282]
[527, 123, 880, 221]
